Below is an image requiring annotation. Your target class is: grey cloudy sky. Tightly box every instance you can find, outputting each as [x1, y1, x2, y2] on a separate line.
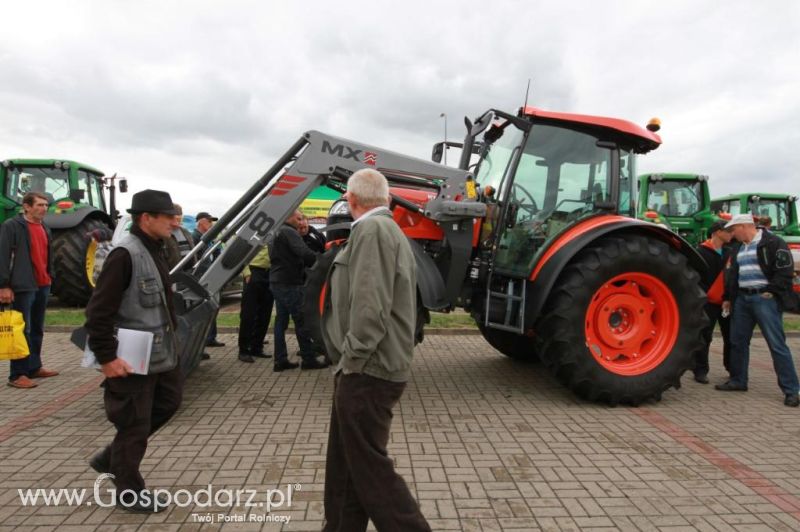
[1, 0, 798, 213]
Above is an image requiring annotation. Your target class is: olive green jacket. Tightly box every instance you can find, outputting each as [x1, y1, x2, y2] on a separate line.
[321, 211, 417, 382]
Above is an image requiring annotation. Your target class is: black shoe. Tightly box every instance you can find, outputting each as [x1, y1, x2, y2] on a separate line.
[301, 358, 329, 370]
[785, 394, 800, 407]
[715, 381, 748, 391]
[117, 491, 169, 514]
[238, 354, 255, 363]
[201, 352, 211, 360]
[273, 360, 299, 372]
[89, 448, 110, 474]
[206, 339, 225, 347]
[251, 352, 272, 358]
[694, 373, 709, 384]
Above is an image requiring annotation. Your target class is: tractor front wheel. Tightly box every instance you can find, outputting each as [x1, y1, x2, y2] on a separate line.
[536, 235, 706, 405]
[51, 218, 113, 306]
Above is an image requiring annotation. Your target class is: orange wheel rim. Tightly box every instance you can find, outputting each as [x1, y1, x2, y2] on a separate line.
[585, 272, 679, 376]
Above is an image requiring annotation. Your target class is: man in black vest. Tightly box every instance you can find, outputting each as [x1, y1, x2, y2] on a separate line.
[85, 190, 183, 513]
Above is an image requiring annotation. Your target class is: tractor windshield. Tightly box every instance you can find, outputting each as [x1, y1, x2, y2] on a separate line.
[4, 166, 69, 205]
[750, 198, 791, 230]
[646, 180, 703, 217]
[489, 123, 615, 276]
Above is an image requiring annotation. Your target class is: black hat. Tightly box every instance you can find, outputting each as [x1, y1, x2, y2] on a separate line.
[709, 219, 729, 234]
[127, 189, 178, 215]
[195, 211, 218, 222]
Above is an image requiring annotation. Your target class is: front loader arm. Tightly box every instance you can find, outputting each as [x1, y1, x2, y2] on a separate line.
[179, 130, 484, 302]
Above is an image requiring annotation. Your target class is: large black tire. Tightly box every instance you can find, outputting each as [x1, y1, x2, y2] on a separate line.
[51, 218, 113, 306]
[478, 323, 539, 362]
[535, 235, 707, 406]
[303, 243, 428, 348]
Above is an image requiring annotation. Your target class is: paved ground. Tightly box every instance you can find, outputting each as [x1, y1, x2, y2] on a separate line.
[1, 332, 799, 531]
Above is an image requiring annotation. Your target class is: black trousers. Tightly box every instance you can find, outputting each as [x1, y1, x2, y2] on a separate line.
[324, 373, 430, 532]
[237, 267, 274, 355]
[101, 364, 182, 492]
[695, 302, 732, 375]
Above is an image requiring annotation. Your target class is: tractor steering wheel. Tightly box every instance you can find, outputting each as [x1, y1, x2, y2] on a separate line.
[512, 184, 538, 218]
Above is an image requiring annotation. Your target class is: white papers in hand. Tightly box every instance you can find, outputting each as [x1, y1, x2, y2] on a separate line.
[81, 329, 154, 375]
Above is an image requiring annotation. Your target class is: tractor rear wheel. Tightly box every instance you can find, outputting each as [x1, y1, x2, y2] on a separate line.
[478, 324, 539, 362]
[536, 235, 706, 406]
[51, 218, 113, 306]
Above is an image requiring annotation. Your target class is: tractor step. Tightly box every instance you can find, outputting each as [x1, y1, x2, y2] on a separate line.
[484, 274, 526, 334]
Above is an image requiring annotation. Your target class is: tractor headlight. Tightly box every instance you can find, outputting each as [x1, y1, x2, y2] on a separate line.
[329, 200, 350, 217]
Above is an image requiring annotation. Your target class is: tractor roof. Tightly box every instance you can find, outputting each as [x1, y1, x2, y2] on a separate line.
[639, 173, 708, 182]
[712, 192, 798, 202]
[521, 107, 661, 153]
[3, 158, 104, 175]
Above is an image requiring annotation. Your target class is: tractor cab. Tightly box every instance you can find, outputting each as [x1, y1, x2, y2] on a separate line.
[477, 115, 641, 278]
[636, 173, 714, 246]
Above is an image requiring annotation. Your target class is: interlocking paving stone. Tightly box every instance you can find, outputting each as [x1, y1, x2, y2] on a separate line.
[1, 332, 799, 530]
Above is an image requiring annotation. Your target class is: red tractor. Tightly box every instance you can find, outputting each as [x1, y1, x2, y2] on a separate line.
[174, 106, 707, 405]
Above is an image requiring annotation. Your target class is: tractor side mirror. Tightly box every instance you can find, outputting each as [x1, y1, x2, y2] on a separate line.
[119, 179, 128, 193]
[432, 142, 444, 163]
[69, 189, 85, 202]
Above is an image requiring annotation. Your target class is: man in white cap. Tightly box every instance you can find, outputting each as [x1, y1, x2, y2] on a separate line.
[716, 213, 800, 407]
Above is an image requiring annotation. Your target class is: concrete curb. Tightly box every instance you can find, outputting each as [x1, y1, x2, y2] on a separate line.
[43, 325, 799, 337]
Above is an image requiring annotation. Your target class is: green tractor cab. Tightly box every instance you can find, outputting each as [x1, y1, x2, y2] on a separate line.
[0, 159, 127, 305]
[636, 173, 715, 246]
[711, 192, 800, 293]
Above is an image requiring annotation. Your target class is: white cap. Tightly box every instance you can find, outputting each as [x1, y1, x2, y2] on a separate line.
[724, 213, 755, 228]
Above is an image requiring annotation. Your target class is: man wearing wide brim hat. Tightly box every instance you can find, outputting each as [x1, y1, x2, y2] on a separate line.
[85, 189, 184, 512]
[716, 213, 800, 407]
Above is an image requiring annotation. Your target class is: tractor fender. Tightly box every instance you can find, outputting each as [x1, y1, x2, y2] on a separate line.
[44, 206, 112, 231]
[526, 215, 707, 324]
[408, 238, 449, 310]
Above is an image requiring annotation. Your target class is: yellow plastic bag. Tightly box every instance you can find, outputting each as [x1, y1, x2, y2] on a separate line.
[0, 309, 30, 360]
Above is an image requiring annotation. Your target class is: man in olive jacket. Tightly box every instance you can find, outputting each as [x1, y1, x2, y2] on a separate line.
[321, 169, 430, 531]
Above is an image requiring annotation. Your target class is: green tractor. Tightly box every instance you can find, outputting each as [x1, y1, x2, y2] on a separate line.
[711, 192, 800, 293]
[636, 173, 715, 246]
[0, 159, 127, 305]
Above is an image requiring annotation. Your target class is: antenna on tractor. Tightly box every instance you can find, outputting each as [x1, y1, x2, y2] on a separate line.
[522, 78, 531, 110]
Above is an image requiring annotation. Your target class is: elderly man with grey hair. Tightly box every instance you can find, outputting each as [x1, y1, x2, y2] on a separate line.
[321, 168, 430, 531]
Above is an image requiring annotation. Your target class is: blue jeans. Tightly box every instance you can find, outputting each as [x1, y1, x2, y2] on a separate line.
[9, 285, 50, 381]
[271, 283, 315, 364]
[729, 292, 800, 395]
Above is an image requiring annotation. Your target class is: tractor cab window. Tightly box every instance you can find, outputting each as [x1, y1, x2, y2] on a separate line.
[4, 166, 69, 205]
[646, 180, 702, 217]
[712, 199, 740, 217]
[750, 199, 790, 230]
[618, 150, 636, 216]
[80, 170, 105, 209]
[492, 124, 612, 276]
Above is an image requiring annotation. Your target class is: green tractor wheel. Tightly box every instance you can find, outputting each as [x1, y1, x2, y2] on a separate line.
[51, 218, 113, 306]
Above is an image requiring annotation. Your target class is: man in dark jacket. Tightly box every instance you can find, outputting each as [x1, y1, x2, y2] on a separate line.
[192, 212, 224, 352]
[694, 219, 734, 383]
[268, 210, 327, 371]
[715, 213, 800, 407]
[0, 192, 59, 388]
[86, 189, 183, 513]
